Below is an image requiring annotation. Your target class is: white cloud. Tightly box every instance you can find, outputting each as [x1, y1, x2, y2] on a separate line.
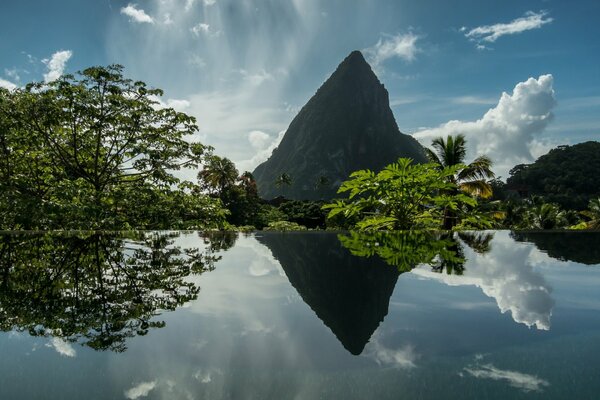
[46, 337, 76, 357]
[365, 32, 421, 69]
[464, 363, 550, 392]
[465, 11, 553, 45]
[191, 22, 210, 35]
[125, 381, 157, 399]
[248, 130, 271, 150]
[42, 50, 73, 83]
[413, 74, 556, 178]
[148, 95, 191, 111]
[163, 13, 173, 25]
[121, 4, 155, 24]
[236, 130, 285, 173]
[0, 78, 17, 90]
[411, 232, 555, 330]
[107, 0, 322, 169]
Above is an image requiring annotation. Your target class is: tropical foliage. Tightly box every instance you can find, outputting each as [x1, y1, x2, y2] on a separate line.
[322, 158, 492, 230]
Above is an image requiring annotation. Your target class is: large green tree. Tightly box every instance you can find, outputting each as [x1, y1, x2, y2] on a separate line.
[0, 65, 225, 229]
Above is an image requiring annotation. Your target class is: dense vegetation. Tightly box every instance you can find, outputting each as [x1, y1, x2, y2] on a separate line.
[0, 65, 226, 230]
[506, 141, 600, 210]
[0, 65, 597, 232]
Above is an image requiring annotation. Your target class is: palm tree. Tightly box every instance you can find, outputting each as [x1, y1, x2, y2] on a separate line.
[425, 134, 495, 198]
[426, 134, 495, 229]
[197, 155, 238, 197]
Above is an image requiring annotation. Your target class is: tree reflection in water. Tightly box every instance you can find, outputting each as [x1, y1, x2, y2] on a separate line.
[337, 230, 494, 273]
[0, 232, 232, 352]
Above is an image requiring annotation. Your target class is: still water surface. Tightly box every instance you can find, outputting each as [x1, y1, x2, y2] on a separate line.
[0, 231, 599, 399]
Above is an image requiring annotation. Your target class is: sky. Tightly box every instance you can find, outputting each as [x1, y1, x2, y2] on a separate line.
[1, 0, 599, 178]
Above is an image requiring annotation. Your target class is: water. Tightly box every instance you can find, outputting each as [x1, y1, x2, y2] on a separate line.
[0, 231, 599, 399]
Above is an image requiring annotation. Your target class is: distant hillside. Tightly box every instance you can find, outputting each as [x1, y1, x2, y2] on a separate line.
[507, 141, 600, 210]
[253, 51, 426, 200]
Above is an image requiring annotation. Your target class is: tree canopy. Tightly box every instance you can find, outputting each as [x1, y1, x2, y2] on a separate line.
[507, 141, 600, 210]
[0, 65, 226, 230]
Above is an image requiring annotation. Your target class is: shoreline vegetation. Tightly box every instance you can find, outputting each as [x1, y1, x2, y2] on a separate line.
[1, 66, 598, 232]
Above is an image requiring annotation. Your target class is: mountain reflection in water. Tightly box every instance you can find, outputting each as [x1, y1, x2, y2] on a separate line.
[255, 232, 400, 355]
[1, 230, 596, 356]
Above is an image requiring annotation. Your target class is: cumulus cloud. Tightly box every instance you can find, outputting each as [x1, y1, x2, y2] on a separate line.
[42, 50, 73, 83]
[365, 32, 421, 69]
[411, 232, 555, 330]
[125, 381, 157, 399]
[236, 130, 285, 173]
[121, 4, 155, 24]
[248, 130, 271, 150]
[46, 337, 76, 357]
[0, 78, 17, 90]
[463, 363, 550, 392]
[413, 74, 556, 178]
[464, 11, 553, 48]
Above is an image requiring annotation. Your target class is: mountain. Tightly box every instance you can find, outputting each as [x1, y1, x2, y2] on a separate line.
[253, 50, 427, 200]
[255, 232, 400, 355]
[506, 141, 600, 210]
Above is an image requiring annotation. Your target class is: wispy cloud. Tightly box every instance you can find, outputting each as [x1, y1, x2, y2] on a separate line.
[121, 4, 155, 24]
[464, 11, 553, 48]
[463, 363, 550, 392]
[191, 22, 220, 37]
[365, 32, 421, 69]
[125, 381, 157, 399]
[42, 50, 72, 83]
[0, 78, 17, 90]
[414, 74, 556, 178]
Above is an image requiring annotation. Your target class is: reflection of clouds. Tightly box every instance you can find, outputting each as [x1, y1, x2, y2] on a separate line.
[46, 337, 76, 358]
[364, 332, 417, 369]
[238, 238, 286, 278]
[463, 363, 549, 392]
[124, 381, 157, 399]
[411, 232, 554, 330]
[240, 320, 275, 337]
[188, 236, 290, 317]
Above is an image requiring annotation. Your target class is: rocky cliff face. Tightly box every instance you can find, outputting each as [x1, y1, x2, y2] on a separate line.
[253, 50, 426, 200]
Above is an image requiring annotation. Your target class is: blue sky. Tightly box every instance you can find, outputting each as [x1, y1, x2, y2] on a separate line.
[1, 0, 599, 177]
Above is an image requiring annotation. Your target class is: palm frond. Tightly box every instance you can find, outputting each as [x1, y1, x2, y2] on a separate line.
[460, 180, 493, 198]
[458, 156, 495, 181]
[425, 148, 442, 166]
